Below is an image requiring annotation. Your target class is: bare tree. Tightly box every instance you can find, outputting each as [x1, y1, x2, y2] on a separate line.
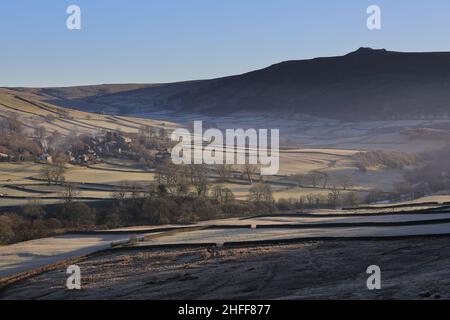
[328, 186, 341, 208]
[211, 185, 223, 203]
[129, 182, 142, 199]
[308, 171, 322, 188]
[211, 186, 235, 204]
[321, 172, 329, 189]
[306, 194, 315, 206]
[217, 164, 233, 182]
[222, 188, 235, 204]
[345, 192, 360, 207]
[156, 162, 181, 195]
[248, 183, 273, 204]
[111, 181, 128, 205]
[63, 182, 80, 204]
[241, 164, 260, 184]
[337, 175, 353, 190]
[211, 185, 234, 204]
[5, 113, 23, 133]
[189, 164, 210, 197]
[41, 164, 66, 185]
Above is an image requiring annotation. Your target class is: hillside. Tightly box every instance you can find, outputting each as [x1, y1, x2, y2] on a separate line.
[0, 88, 177, 137]
[13, 47, 450, 120]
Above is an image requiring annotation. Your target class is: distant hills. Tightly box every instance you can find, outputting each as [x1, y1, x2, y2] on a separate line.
[9, 48, 450, 120]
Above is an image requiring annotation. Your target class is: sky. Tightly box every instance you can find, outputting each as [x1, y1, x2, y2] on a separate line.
[1, 0, 450, 87]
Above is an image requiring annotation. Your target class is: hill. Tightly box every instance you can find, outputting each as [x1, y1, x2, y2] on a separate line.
[0, 87, 176, 137]
[12, 47, 450, 120]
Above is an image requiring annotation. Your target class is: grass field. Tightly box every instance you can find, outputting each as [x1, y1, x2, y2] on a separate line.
[2, 88, 450, 300]
[0, 160, 366, 205]
[0, 88, 179, 138]
[1, 86, 447, 209]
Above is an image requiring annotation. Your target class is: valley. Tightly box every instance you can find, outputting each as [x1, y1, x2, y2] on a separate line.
[2, 49, 450, 300]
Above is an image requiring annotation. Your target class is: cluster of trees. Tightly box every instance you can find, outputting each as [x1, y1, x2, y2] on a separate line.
[125, 125, 172, 167]
[290, 172, 353, 190]
[40, 163, 66, 185]
[106, 180, 363, 227]
[53, 126, 172, 168]
[400, 145, 450, 197]
[351, 147, 450, 203]
[0, 178, 368, 244]
[0, 110, 174, 169]
[155, 162, 265, 196]
[0, 173, 369, 245]
[155, 163, 209, 197]
[360, 145, 450, 203]
[108, 171, 276, 226]
[353, 150, 417, 172]
[214, 163, 261, 184]
[106, 191, 259, 227]
[0, 173, 356, 245]
[0, 185, 269, 245]
[0, 112, 77, 163]
[0, 200, 96, 245]
[276, 191, 361, 211]
[0, 212, 60, 245]
[0, 113, 43, 160]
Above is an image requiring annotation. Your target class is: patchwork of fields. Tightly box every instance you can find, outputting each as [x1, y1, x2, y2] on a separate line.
[0, 147, 403, 207]
[2, 87, 450, 300]
[2, 202, 450, 299]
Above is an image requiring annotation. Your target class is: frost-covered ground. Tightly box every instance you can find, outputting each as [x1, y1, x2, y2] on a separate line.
[138, 223, 450, 247]
[2, 209, 450, 279]
[3, 238, 450, 300]
[0, 234, 137, 277]
[132, 110, 450, 152]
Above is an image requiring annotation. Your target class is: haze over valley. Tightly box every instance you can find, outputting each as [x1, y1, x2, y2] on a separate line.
[2, 48, 450, 300]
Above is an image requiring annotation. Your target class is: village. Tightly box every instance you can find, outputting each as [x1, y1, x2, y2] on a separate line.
[0, 113, 173, 169]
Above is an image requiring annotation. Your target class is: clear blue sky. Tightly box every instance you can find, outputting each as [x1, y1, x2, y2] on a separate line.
[1, 0, 450, 87]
